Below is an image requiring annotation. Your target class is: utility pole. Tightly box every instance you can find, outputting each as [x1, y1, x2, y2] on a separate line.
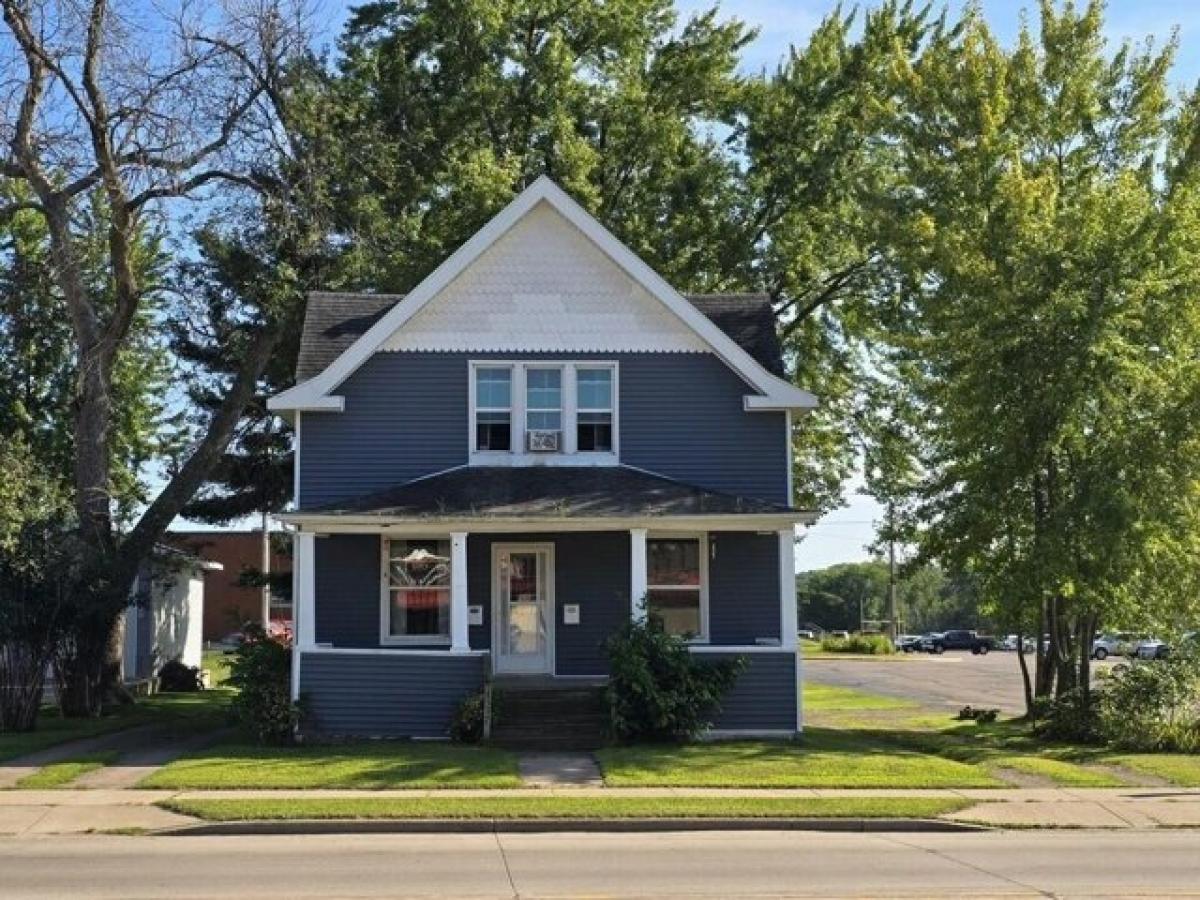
[886, 502, 898, 641]
[261, 509, 272, 629]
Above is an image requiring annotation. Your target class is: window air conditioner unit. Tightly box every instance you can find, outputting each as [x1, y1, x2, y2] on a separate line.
[527, 430, 560, 452]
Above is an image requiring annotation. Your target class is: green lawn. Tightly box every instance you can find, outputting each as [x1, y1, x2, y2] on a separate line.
[597, 730, 1002, 788]
[201, 650, 234, 687]
[141, 741, 522, 789]
[987, 755, 1126, 788]
[161, 795, 971, 822]
[0, 688, 232, 764]
[804, 683, 917, 711]
[1106, 754, 1200, 786]
[14, 752, 118, 789]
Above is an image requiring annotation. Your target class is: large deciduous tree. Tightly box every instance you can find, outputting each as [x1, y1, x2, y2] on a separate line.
[0, 0, 318, 714]
[307, 0, 930, 514]
[885, 0, 1200, 711]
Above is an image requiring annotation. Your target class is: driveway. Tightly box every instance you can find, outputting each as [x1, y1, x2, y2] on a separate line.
[805, 651, 1043, 714]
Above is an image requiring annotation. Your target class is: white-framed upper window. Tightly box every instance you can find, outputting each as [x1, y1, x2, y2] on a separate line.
[474, 366, 512, 452]
[525, 367, 563, 448]
[646, 534, 708, 641]
[382, 537, 452, 645]
[468, 361, 618, 462]
[576, 367, 614, 452]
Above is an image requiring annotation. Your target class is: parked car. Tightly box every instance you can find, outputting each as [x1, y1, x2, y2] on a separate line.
[798, 629, 816, 641]
[1135, 638, 1169, 660]
[1091, 632, 1138, 660]
[926, 629, 994, 655]
[895, 634, 923, 653]
[829, 630, 851, 640]
[1136, 633, 1198, 660]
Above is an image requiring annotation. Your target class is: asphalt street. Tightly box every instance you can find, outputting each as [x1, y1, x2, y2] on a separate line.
[3, 830, 1200, 898]
[804, 650, 1099, 714]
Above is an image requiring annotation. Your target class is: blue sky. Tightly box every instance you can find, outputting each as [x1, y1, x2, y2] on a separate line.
[190, 0, 1197, 571]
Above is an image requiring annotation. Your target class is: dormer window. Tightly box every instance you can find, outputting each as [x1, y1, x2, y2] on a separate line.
[475, 367, 512, 451]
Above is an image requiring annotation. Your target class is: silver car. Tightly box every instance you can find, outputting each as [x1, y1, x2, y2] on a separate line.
[1092, 633, 1138, 660]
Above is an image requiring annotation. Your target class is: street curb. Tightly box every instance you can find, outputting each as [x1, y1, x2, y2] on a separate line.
[161, 817, 988, 836]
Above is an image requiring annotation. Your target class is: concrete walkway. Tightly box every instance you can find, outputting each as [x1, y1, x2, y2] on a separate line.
[71, 727, 233, 789]
[2, 786, 1200, 835]
[517, 752, 603, 786]
[0, 724, 164, 789]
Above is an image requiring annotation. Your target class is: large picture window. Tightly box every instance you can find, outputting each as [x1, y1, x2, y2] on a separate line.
[475, 367, 512, 451]
[385, 539, 451, 643]
[646, 536, 706, 639]
[576, 367, 613, 452]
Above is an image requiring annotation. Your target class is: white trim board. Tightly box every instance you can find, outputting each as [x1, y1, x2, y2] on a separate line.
[268, 177, 818, 414]
[277, 513, 815, 532]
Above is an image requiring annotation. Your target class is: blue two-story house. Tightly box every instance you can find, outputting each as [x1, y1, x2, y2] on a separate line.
[269, 177, 817, 740]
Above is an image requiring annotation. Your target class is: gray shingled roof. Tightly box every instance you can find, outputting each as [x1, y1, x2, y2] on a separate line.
[294, 291, 784, 383]
[300, 466, 794, 519]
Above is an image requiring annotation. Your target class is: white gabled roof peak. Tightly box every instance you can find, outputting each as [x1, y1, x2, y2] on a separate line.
[268, 176, 817, 413]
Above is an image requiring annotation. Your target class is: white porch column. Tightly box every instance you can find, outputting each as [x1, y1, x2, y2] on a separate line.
[450, 531, 470, 652]
[293, 530, 316, 702]
[630, 528, 648, 622]
[779, 528, 798, 650]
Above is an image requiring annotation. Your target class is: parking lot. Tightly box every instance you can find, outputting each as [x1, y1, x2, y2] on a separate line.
[804, 650, 1114, 715]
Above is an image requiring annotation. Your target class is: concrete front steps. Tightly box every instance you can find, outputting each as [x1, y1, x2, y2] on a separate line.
[490, 683, 607, 751]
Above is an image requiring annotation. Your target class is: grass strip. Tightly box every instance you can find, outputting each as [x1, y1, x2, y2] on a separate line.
[160, 795, 972, 822]
[141, 742, 522, 790]
[803, 683, 918, 712]
[987, 756, 1127, 788]
[14, 752, 119, 789]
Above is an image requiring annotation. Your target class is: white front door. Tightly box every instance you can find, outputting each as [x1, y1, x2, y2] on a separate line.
[493, 544, 554, 674]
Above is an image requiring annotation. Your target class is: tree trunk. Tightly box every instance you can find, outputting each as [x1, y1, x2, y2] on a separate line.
[1016, 630, 1035, 717]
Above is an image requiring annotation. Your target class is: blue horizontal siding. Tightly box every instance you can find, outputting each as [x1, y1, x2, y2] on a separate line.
[298, 352, 788, 507]
[696, 650, 798, 732]
[708, 532, 780, 645]
[314, 534, 380, 648]
[299, 652, 483, 738]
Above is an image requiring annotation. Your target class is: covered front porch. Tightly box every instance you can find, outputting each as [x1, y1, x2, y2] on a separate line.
[283, 466, 808, 739]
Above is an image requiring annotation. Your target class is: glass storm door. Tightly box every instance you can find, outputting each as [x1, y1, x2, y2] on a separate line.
[494, 545, 553, 674]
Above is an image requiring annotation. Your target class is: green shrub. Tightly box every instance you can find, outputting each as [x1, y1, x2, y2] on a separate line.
[157, 659, 203, 692]
[1033, 687, 1103, 744]
[1098, 653, 1200, 752]
[819, 634, 895, 655]
[449, 688, 500, 744]
[228, 625, 302, 745]
[604, 616, 745, 743]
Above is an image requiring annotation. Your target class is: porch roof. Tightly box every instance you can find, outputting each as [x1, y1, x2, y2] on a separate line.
[289, 466, 804, 523]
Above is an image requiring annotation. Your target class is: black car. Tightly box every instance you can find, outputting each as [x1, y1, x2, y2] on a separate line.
[927, 629, 994, 655]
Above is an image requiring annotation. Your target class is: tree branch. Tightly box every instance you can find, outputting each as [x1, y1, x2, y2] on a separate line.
[120, 320, 284, 578]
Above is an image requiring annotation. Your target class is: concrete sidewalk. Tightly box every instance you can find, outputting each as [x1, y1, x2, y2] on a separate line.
[2, 786, 1200, 835]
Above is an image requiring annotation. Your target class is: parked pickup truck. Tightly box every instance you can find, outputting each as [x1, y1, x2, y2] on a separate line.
[925, 630, 994, 655]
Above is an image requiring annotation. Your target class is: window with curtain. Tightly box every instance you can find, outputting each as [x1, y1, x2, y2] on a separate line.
[646, 537, 704, 638]
[386, 539, 451, 641]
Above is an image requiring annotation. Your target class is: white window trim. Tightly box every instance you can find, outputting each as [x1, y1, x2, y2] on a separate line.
[647, 532, 709, 643]
[470, 364, 515, 455]
[468, 360, 619, 466]
[379, 534, 453, 647]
